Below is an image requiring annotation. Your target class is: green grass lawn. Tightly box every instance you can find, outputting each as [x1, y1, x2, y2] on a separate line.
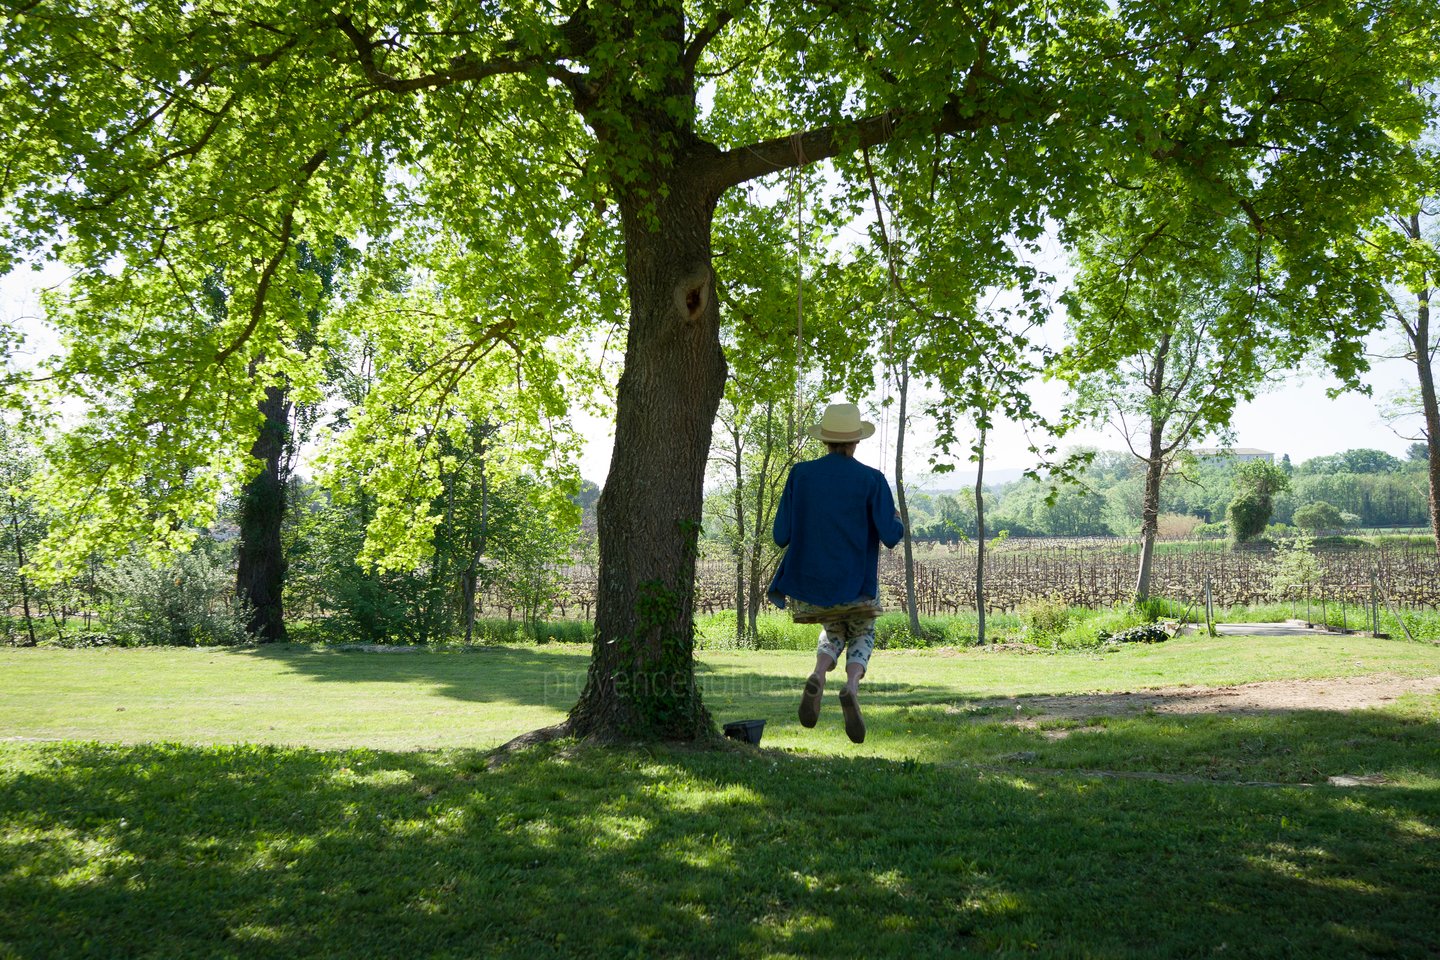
[2, 635, 1438, 959]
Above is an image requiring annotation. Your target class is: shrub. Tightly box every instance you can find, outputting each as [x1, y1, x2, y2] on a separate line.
[1157, 513, 1202, 538]
[99, 547, 248, 647]
[1227, 493, 1268, 542]
[1293, 501, 1345, 532]
[753, 616, 816, 651]
[873, 614, 948, 649]
[1020, 594, 1074, 640]
[1107, 624, 1169, 644]
[534, 621, 592, 644]
[1135, 596, 1188, 623]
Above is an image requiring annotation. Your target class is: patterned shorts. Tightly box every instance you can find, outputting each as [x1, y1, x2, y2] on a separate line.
[815, 614, 878, 677]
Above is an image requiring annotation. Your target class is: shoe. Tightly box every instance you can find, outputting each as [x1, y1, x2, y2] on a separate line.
[798, 675, 823, 728]
[838, 688, 865, 744]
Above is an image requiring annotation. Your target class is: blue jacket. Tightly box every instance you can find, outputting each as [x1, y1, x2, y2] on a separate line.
[767, 452, 905, 608]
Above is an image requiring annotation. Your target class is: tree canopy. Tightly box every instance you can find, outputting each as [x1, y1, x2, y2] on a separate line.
[3, 0, 1437, 738]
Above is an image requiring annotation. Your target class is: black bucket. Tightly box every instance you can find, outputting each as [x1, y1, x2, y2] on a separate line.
[723, 719, 766, 745]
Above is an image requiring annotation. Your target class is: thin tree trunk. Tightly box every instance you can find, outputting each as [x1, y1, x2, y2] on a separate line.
[974, 427, 986, 645]
[1136, 430, 1164, 602]
[236, 384, 290, 642]
[568, 175, 726, 741]
[1135, 334, 1170, 602]
[462, 447, 488, 644]
[8, 497, 37, 647]
[746, 402, 776, 638]
[730, 416, 746, 646]
[895, 360, 922, 635]
[1406, 218, 1440, 552]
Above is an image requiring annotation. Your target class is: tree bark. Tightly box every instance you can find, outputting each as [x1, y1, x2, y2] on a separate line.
[1405, 213, 1440, 553]
[1135, 421, 1165, 602]
[746, 401, 777, 639]
[236, 384, 290, 642]
[8, 496, 37, 647]
[462, 445, 488, 644]
[567, 175, 726, 741]
[974, 427, 987, 645]
[1135, 333, 1170, 603]
[729, 414, 746, 646]
[895, 360, 922, 635]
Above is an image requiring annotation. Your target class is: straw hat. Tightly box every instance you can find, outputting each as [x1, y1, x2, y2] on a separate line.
[808, 402, 876, 443]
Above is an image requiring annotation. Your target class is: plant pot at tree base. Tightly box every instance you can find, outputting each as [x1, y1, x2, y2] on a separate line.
[723, 719, 766, 745]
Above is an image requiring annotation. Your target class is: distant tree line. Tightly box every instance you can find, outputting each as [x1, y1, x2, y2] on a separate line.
[890, 447, 1430, 541]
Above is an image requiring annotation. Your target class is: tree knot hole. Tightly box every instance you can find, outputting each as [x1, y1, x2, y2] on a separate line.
[674, 265, 711, 323]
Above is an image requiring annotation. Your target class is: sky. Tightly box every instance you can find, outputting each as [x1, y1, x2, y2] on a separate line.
[3, 253, 1420, 491]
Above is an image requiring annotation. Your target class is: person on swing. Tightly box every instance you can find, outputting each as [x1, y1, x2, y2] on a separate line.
[768, 402, 905, 744]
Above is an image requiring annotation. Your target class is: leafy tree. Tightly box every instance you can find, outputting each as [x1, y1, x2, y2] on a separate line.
[990, 475, 1113, 538]
[3, 0, 1434, 740]
[1296, 449, 1404, 475]
[1226, 493, 1269, 543]
[1365, 99, 1440, 549]
[1265, 535, 1324, 608]
[709, 382, 815, 644]
[484, 476, 580, 636]
[1059, 240, 1287, 599]
[1292, 501, 1346, 532]
[1227, 460, 1290, 542]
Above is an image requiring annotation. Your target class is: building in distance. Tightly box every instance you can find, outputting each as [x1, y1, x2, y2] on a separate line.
[1190, 447, 1275, 464]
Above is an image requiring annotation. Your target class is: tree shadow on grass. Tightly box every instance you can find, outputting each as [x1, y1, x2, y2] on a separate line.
[226, 643, 595, 710]
[2, 740, 1436, 959]
[223, 645, 958, 722]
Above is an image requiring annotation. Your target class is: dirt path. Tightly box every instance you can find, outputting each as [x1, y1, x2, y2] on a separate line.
[962, 674, 1440, 721]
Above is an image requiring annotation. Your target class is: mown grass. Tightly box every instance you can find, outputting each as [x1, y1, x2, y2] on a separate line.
[4, 633, 1438, 751]
[2, 636, 1438, 959]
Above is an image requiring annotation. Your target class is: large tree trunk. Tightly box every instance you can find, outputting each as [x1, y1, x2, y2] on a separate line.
[895, 360, 922, 635]
[236, 384, 290, 642]
[568, 177, 726, 741]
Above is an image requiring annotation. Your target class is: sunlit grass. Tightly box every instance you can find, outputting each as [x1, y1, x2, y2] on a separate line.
[2, 637, 1438, 958]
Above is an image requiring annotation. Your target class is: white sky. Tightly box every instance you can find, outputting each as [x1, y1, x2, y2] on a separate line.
[3, 253, 1419, 490]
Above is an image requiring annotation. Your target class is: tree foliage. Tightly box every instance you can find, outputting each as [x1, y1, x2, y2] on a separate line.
[4, 0, 1437, 737]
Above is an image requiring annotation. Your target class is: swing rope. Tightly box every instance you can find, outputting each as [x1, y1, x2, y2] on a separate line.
[863, 142, 902, 481]
[790, 132, 807, 435]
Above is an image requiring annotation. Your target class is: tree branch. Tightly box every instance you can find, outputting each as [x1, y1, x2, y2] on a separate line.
[708, 100, 999, 191]
[334, 14, 571, 93]
[682, 1, 754, 82]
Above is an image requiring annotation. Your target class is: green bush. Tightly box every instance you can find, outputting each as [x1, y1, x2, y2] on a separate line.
[1106, 623, 1169, 644]
[1135, 596, 1189, 623]
[1227, 493, 1268, 542]
[534, 621, 593, 645]
[872, 613, 950, 649]
[457, 618, 591, 645]
[754, 616, 817, 651]
[34, 631, 119, 649]
[99, 547, 248, 647]
[1020, 594, 1074, 640]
